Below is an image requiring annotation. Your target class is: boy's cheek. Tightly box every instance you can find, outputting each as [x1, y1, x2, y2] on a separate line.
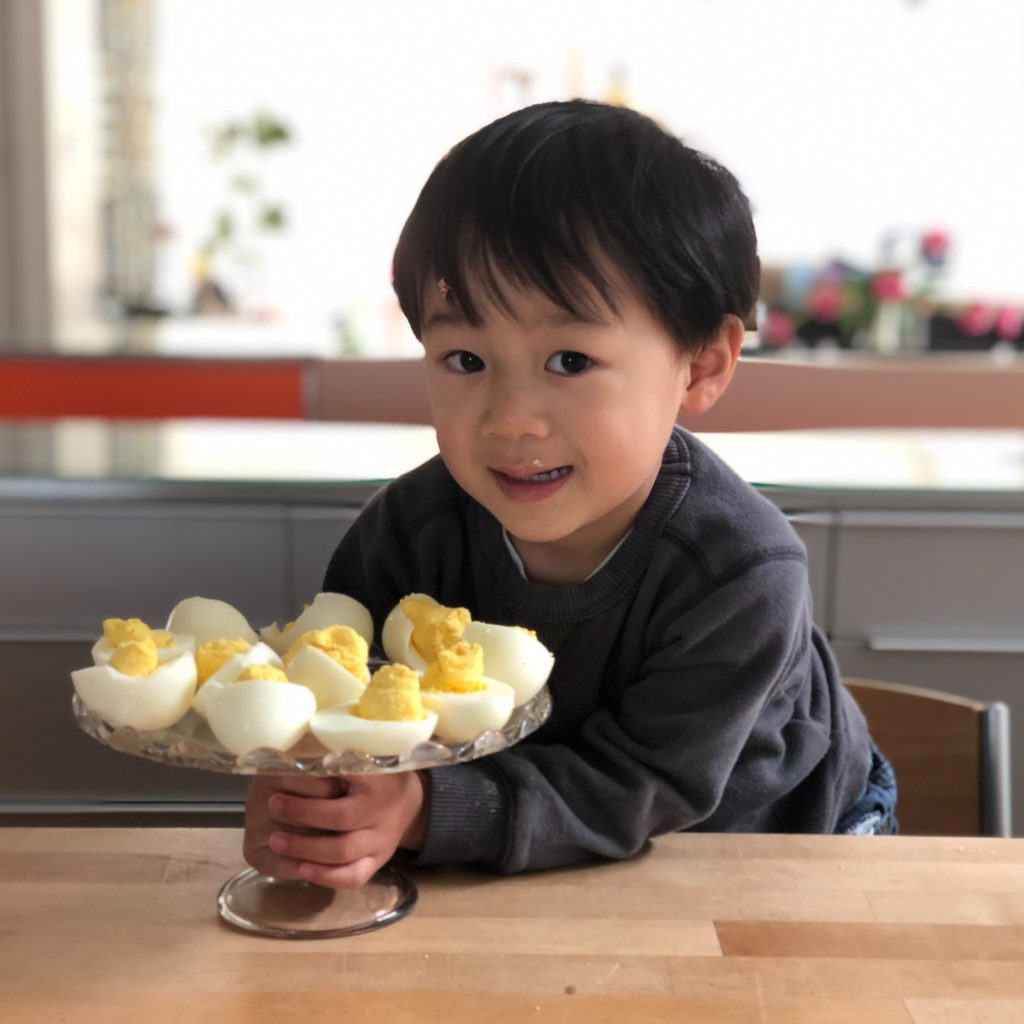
[427, 399, 469, 443]
[432, 423, 474, 470]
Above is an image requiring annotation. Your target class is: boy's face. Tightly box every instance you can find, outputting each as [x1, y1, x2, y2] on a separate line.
[419, 278, 694, 584]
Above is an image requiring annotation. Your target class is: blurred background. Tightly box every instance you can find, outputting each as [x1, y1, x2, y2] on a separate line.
[3, 0, 1023, 361]
[3, 0, 1024, 835]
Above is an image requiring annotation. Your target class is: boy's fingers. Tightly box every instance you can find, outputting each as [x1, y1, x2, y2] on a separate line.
[269, 827, 378, 867]
[242, 841, 307, 882]
[243, 842, 379, 890]
[268, 791, 365, 833]
[295, 855, 381, 891]
[269, 776, 344, 799]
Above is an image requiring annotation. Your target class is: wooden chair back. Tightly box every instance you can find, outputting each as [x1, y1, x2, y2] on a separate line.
[844, 677, 1011, 837]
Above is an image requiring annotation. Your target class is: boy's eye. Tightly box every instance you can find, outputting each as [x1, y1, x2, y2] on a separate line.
[545, 351, 593, 376]
[443, 350, 485, 373]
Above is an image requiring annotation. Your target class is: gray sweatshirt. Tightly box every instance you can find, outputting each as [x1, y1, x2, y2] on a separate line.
[323, 427, 871, 872]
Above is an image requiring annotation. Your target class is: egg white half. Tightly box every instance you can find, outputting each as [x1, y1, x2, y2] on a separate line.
[461, 621, 554, 705]
[310, 704, 438, 757]
[380, 593, 437, 671]
[72, 652, 198, 731]
[260, 592, 374, 655]
[286, 643, 366, 710]
[165, 596, 259, 647]
[204, 678, 316, 756]
[420, 677, 515, 743]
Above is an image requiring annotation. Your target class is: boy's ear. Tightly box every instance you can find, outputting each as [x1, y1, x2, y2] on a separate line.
[678, 315, 745, 416]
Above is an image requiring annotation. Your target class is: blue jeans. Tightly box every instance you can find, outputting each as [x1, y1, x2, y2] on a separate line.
[834, 742, 899, 835]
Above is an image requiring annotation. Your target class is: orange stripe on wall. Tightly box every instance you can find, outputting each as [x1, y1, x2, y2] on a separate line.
[0, 360, 307, 419]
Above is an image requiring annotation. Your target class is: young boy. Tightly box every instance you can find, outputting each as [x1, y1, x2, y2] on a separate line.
[244, 100, 891, 889]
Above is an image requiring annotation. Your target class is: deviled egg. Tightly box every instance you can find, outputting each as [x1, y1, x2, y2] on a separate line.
[310, 663, 437, 757]
[419, 641, 515, 743]
[191, 640, 284, 718]
[91, 616, 194, 667]
[72, 636, 197, 731]
[381, 593, 471, 671]
[203, 663, 316, 756]
[284, 624, 369, 684]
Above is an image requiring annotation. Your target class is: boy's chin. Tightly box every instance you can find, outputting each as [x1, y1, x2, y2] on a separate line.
[500, 515, 586, 549]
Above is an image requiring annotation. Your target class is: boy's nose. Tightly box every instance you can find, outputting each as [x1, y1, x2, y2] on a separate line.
[481, 379, 551, 440]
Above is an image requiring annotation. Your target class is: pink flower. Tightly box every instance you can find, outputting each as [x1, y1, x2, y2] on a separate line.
[761, 309, 796, 348]
[920, 229, 950, 267]
[806, 282, 843, 323]
[957, 303, 995, 337]
[870, 270, 905, 302]
[994, 306, 1023, 341]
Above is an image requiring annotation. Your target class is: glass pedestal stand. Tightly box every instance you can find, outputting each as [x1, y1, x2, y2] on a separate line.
[216, 864, 417, 939]
[73, 689, 551, 939]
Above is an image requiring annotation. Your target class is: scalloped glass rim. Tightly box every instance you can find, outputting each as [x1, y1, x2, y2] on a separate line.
[72, 688, 552, 775]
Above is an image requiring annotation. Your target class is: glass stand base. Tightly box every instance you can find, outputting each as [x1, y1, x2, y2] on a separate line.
[217, 866, 418, 939]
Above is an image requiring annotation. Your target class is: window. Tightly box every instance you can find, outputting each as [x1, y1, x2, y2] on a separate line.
[8, 0, 1024, 358]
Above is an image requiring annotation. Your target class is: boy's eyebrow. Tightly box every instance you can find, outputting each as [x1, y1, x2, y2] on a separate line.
[422, 308, 469, 332]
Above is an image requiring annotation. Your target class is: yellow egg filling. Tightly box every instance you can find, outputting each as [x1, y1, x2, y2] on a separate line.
[353, 663, 426, 721]
[235, 664, 289, 683]
[421, 641, 486, 693]
[284, 625, 368, 680]
[401, 595, 471, 661]
[196, 637, 252, 685]
[102, 617, 154, 647]
[108, 638, 159, 677]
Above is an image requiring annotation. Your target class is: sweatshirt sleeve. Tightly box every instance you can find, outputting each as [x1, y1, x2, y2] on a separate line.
[416, 556, 836, 872]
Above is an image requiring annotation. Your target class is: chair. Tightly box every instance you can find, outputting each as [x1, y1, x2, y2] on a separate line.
[844, 677, 1012, 838]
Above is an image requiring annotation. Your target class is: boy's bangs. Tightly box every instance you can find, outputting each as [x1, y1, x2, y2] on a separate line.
[394, 99, 758, 347]
[393, 121, 632, 335]
[436, 222, 621, 328]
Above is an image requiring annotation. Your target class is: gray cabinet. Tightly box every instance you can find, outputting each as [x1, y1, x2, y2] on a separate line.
[786, 512, 832, 631]
[0, 503, 291, 629]
[774, 503, 1024, 836]
[830, 511, 1024, 644]
[0, 499, 361, 823]
[286, 507, 361, 611]
[0, 637, 250, 814]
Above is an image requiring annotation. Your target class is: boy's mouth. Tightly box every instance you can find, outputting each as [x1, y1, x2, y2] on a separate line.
[490, 465, 573, 502]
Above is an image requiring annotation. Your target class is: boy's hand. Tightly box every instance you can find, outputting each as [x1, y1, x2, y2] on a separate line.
[243, 771, 430, 889]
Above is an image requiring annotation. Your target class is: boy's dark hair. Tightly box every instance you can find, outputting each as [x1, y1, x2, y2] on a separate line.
[392, 99, 759, 353]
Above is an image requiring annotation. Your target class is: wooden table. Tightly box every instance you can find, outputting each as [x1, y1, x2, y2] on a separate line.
[1, 829, 1022, 1023]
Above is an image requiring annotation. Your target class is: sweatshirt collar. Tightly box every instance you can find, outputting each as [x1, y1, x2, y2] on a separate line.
[470, 428, 693, 622]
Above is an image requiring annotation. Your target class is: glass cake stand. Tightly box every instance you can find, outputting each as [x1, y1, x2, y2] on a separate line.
[73, 687, 551, 939]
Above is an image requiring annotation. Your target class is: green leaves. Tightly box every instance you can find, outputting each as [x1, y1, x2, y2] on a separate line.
[259, 204, 286, 231]
[209, 111, 292, 159]
[200, 110, 292, 269]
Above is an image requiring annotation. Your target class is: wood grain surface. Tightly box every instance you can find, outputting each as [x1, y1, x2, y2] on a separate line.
[1, 829, 1022, 1023]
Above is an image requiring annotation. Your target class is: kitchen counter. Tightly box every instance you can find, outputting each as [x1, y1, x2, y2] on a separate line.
[2, 418, 1023, 510]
